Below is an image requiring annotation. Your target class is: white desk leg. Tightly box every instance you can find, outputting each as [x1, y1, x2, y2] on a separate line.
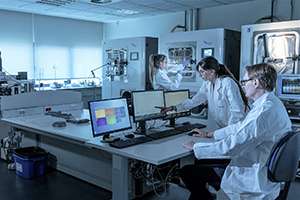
[112, 154, 129, 200]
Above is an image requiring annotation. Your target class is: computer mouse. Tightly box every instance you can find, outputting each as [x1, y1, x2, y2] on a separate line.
[125, 134, 135, 139]
[52, 121, 67, 128]
[102, 136, 120, 143]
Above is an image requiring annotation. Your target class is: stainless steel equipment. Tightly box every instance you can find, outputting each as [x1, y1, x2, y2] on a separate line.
[102, 37, 158, 99]
[160, 28, 241, 93]
[240, 20, 300, 77]
[241, 21, 300, 123]
[0, 72, 33, 96]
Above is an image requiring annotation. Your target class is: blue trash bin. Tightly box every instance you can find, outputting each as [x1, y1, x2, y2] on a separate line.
[13, 147, 47, 179]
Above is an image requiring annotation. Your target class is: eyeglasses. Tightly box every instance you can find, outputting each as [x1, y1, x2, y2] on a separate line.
[240, 78, 254, 86]
[198, 68, 209, 74]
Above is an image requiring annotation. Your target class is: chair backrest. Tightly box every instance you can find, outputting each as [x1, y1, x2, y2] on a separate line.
[267, 131, 300, 182]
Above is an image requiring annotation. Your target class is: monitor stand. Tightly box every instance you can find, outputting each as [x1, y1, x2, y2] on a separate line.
[165, 117, 190, 128]
[134, 121, 147, 135]
[166, 118, 176, 127]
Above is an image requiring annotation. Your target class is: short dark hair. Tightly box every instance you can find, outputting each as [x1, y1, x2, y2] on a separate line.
[245, 63, 277, 91]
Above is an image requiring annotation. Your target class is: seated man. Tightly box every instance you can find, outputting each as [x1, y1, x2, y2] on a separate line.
[180, 63, 292, 200]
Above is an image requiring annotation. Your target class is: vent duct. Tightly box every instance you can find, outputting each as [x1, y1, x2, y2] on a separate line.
[185, 8, 200, 32]
[171, 8, 200, 32]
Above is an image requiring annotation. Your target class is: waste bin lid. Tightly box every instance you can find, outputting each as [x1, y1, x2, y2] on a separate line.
[14, 147, 47, 159]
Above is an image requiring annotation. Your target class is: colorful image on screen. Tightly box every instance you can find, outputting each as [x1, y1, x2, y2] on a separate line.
[94, 107, 126, 127]
[89, 98, 131, 137]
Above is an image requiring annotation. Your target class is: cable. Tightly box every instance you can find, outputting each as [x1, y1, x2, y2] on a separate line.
[151, 166, 166, 198]
[163, 163, 178, 193]
[290, 0, 295, 20]
[271, 0, 276, 22]
[255, 0, 280, 23]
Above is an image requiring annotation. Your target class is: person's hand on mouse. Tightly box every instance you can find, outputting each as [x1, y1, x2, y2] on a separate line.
[191, 128, 214, 138]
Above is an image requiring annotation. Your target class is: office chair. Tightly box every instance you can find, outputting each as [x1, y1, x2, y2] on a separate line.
[267, 131, 300, 200]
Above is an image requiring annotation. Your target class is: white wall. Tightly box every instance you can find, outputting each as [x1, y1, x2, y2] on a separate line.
[0, 10, 33, 76]
[0, 9, 103, 79]
[104, 0, 300, 40]
[103, 12, 184, 40]
[199, 0, 300, 30]
[33, 15, 103, 79]
[2, 0, 300, 78]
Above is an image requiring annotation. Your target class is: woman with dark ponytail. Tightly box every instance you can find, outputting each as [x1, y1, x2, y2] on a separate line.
[149, 54, 182, 90]
[164, 56, 248, 130]
[169, 56, 249, 200]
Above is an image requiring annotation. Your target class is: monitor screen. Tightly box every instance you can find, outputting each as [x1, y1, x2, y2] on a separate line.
[164, 90, 191, 118]
[164, 90, 190, 107]
[88, 98, 131, 137]
[132, 90, 165, 122]
[277, 74, 300, 100]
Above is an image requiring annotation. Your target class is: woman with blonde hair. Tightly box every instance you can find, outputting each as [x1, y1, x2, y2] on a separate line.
[149, 54, 182, 90]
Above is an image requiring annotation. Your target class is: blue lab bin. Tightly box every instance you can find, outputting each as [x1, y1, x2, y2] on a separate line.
[13, 147, 47, 179]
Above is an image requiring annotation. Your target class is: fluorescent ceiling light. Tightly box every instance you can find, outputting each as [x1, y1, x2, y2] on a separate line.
[90, 0, 112, 4]
[36, 0, 75, 7]
[89, 0, 122, 5]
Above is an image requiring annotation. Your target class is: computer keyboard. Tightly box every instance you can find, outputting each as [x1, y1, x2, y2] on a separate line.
[109, 136, 153, 148]
[109, 123, 206, 148]
[148, 123, 206, 140]
[175, 123, 206, 132]
[148, 129, 183, 140]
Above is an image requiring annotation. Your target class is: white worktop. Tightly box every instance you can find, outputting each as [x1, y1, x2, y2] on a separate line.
[2, 110, 213, 165]
[1, 110, 93, 143]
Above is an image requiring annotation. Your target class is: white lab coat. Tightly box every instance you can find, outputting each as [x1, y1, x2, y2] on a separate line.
[176, 77, 246, 130]
[153, 68, 182, 90]
[193, 92, 292, 200]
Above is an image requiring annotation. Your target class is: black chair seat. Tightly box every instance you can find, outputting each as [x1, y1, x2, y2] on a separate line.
[267, 131, 300, 200]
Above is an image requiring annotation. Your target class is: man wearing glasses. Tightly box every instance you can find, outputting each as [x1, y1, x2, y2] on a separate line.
[181, 63, 292, 200]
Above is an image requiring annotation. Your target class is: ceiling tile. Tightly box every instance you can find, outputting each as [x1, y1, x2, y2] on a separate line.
[0, 0, 255, 22]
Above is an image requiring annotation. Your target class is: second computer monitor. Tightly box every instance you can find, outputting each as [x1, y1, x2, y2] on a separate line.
[164, 89, 191, 119]
[132, 90, 165, 122]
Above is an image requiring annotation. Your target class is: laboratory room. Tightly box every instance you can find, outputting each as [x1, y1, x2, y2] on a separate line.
[1, 1, 300, 200]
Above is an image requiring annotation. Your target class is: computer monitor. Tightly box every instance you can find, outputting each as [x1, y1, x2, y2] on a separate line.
[132, 90, 165, 134]
[132, 90, 165, 122]
[88, 98, 131, 138]
[277, 74, 300, 100]
[164, 90, 191, 126]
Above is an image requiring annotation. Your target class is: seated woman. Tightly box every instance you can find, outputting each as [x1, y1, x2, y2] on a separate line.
[181, 63, 292, 200]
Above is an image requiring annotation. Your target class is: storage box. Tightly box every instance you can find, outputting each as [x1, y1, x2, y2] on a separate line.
[13, 147, 47, 179]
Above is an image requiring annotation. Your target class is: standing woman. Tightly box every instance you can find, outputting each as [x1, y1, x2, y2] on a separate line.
[149, 54, 182, 90]
[167, 56, 248, 130]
